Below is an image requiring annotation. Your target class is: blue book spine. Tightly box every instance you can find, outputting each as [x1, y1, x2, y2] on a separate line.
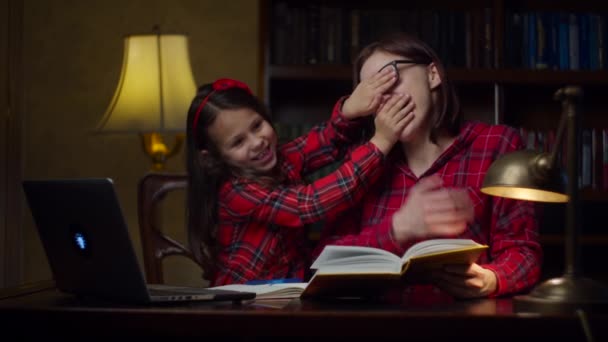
[589, 14, 599, 70]
[569, 13, 580, 70]
[578, 13, 590, 70]
[522, 12, 529, 68]
[599, 15, 606, 69]
[528, 12, 537, 69]
[510, 11, 524, 68]
[536, 12, 551, 69]
[549, 12, 560, 70]
[558, 12, 570, 70]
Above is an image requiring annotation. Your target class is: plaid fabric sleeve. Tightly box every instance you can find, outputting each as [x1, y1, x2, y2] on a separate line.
[480, 127, 542, 296]
[482, 196, 542, 296]
[220, 142, 384, 227]
[280, 97, 371, 176]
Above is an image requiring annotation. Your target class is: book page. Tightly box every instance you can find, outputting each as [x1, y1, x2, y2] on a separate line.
[401, 239, 483, 262]
[311, 245, 400, 270]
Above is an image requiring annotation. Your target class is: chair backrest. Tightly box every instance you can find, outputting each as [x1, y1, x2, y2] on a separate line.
[137, 172, 203, 284]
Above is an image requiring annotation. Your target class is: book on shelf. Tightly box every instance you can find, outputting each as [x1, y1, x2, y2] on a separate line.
[300, 238, 488, 299]
[209, 282, 308, 300]
[582, 129, 592, 188]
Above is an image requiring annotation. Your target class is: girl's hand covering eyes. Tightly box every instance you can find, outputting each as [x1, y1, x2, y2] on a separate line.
[341, 66, 397, 119]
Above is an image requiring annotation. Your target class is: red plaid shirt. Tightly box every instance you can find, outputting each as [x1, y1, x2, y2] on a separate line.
[316, 121, 542, 298]
[211, 101, 385, 286]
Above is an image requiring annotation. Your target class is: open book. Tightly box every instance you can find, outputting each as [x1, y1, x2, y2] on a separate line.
[209, 282, 308, 300]
[301, 238, 488, 299]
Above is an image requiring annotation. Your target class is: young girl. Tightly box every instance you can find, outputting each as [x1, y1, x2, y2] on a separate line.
[317, 32, 542, 300]
[186, 75, 415, 286]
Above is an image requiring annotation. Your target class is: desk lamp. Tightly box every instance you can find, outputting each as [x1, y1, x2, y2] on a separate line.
[97, 27, 196, 170]
[481, 86, 608, 313]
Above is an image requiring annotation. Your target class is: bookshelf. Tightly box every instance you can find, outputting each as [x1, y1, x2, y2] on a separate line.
[260, 0, 608, 280]
[261, 0, 608, 127]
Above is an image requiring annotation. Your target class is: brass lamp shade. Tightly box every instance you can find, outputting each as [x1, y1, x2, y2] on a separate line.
[481, 150, 567, 203]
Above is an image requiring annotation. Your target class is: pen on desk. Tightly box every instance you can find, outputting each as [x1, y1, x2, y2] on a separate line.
[245, 278, 302, 285]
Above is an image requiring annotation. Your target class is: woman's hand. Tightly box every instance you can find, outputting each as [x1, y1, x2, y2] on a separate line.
[341, 66, 397, 119]
[391, 175, 473, 242]
[430, 263, 498, 299]
[369, 93, 415, 154]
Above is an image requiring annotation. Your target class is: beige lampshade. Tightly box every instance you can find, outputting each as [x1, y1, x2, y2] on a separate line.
[97, 34, 196, 133]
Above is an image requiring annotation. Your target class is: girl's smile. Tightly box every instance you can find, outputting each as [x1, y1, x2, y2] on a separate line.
[207, 107, 278, 173]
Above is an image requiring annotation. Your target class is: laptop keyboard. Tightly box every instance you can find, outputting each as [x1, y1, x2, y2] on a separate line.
[147, 284, 215, 295]
[147, 284, 245, 296]
[148, 288, 209, 296]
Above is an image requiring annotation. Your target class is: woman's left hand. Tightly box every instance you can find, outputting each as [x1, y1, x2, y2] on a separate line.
[430, 263, 497, 299]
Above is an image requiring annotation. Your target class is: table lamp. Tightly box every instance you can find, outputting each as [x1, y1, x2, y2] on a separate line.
[97, 28, 196, 170]
[481, 85, 608, 313]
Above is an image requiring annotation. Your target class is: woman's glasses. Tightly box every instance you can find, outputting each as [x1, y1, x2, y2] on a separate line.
[377, 59, 428, 83]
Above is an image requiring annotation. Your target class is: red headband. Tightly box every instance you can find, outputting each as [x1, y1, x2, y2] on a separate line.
[192, 78, 253, 139]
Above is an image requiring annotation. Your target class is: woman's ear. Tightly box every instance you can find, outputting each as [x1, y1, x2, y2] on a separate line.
[428, 62, 442, 90]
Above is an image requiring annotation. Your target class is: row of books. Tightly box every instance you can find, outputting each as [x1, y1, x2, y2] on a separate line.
[271, 2, 492, 68]
[505, 11, 607, 70]
[520, 127, 608, 191]
[271, 2, 608, 71]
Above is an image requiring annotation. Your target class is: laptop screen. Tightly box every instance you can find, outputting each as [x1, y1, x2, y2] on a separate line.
[23, 178, 155, 303]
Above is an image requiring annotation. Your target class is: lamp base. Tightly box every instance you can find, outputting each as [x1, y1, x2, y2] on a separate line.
[514, 275, 608, 314]
[141, 133, 184, 171]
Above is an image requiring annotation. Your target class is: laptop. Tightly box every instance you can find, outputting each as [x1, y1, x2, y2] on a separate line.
[22, 178, 255, 304]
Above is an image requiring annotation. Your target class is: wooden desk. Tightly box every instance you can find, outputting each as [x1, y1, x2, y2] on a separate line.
[1, 282, 607, 340]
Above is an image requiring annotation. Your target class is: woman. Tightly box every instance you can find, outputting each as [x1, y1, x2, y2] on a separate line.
[316, 32, 542, 300]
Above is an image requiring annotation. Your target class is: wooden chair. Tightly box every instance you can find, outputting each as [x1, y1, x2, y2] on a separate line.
[137, 172, 204, 284]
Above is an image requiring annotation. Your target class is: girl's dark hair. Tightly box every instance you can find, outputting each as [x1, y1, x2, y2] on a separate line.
[354, 32, 462, 143]
[184, 82, 279, 277]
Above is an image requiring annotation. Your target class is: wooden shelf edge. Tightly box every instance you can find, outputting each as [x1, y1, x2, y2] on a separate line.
[268, 65, 608, 85]
[269, 65, 352, 80]
[540, 234, 608, 245]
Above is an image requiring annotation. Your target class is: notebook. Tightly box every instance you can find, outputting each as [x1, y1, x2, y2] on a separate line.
[22, 178, 256, 304]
